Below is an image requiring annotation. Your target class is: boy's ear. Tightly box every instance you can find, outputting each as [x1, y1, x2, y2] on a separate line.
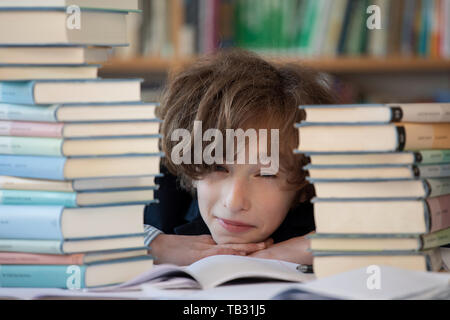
[192, 180, 198, 188]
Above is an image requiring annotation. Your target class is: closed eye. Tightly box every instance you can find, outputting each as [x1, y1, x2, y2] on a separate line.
[213, 165, 228, 173]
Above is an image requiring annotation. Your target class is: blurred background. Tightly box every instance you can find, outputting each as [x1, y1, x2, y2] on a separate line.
[99, 0, 450, 104]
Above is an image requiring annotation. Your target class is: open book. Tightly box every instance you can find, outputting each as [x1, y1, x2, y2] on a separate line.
[89, 255, 316, 292]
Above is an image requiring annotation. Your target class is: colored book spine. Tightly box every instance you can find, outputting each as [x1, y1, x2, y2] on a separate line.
[0, 252, 85, 265]
[0, 81, 35, 104]
[0, 155, 66, 180]
[0, 136, 63, 156]
[0, 121, 63, 137]
[0, 190, 77, 207]
[0, 239, 64, 254]
[0, 104, 58, 122]
[427, 194, 450, 232]
[0, 264, 87, 288]
[0, 205, 64, 240]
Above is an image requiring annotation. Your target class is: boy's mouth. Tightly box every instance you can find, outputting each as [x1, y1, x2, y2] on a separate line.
[215, 217, 255, 233]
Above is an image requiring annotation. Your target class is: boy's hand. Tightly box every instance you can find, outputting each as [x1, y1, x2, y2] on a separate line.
[248, 234, 314, 265]
[149, 234, 273, 266]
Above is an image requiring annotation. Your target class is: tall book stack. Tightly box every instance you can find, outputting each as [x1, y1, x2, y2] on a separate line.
[0, 1, 161, 289]
[295, 102, 450, 278]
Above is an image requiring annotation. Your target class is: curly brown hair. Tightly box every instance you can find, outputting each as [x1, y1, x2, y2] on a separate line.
[157, 49, 337, 205]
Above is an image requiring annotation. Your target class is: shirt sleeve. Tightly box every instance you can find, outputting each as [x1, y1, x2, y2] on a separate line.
[143, 224, 163, 247]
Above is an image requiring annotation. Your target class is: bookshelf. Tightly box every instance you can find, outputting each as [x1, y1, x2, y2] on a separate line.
[102, 56, 450, 74]
[100, 0, 450, 103]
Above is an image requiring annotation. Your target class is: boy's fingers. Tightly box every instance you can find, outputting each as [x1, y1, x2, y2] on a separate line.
[264, 238, 274, 247]
[211, 247, 246, 256]
[220, 242, 266, 253]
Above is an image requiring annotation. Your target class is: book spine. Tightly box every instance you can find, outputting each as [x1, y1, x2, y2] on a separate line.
[0, 190, 77, 207]
[0, 252, 84, 265]
[427, 178, 450, 197]
[0, 205, 64, 240]
[0, 136, 63, 156]
[0, 120, 63, 137]
[426, 193, 450, 232]
[403, 123, 450, 150]
[0, 81, 35, 104]
[418, 164, 450, 178]
[419, 149, 450, 164]
[0, 155, 66, 180]
[0, 265, 87, 288]
[425, 248, 443, 272]
[390, 103, 450, 122]
[0, 103, 57, 122]
[0, 239, 63, 254]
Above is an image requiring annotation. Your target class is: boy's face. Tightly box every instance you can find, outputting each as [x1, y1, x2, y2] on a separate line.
[196, 155, 297, 245]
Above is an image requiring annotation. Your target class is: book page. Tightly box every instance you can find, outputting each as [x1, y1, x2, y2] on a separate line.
[186, 255, 315, 289]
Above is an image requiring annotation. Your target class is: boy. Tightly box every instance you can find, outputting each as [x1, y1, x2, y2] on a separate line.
[144, 49, 337, 266]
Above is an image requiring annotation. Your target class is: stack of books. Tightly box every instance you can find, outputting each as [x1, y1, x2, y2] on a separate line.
[0, 2, 160, 289]
[295, 102, 450, 278]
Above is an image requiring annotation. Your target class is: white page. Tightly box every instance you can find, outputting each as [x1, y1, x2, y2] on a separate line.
[275, 265, 450, 300]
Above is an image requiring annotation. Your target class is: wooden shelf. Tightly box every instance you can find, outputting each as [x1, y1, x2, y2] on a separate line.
[100, 56, 450, 74]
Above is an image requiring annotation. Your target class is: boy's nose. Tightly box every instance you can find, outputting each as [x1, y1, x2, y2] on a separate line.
[223, 178, 250, 213]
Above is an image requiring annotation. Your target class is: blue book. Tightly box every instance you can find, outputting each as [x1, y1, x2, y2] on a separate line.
[304, 163, 450, 181]
[0, 188, 157, 207]
[0, 234, 147, 254]
[0, 79, 142, 104]
[0, 256, 154, 288]
[0, 154, 162, 180]
[0, 101, 159, 122]
[0, 135, 160, 157]
[0, 204, 146, 240]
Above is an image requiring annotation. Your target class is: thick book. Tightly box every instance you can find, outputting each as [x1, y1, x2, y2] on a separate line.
[296, 123, 450, 152]
[0, 256, 154, 288]
[310, 177, 450, 199]
[0, 79, 142, 104]
[305, 163, 450, 180]
[309, 228, 450, 252]
[0, 154, 161, 180]
[0, 135, 160, 156]
[0, 247, 149, 265]
[0, 46, 109, 65]
[0, 175, 158, 192]
[306, 150, 450, 165]
[0, 64, 98, 80]
[0, 204, 145, 240]
[0, 234, 146, 254]
[312, 249, 442, 279]
[0, 102, 158, 122]
[89, 255, 314, 292]
[0, 0, 140, 12]
[0, 188, 156, 207]
[0, 120, 160, 138]
[300, 103, 450, 123]
[0, 9, 127, 46]
[313, 194, 450, 234]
